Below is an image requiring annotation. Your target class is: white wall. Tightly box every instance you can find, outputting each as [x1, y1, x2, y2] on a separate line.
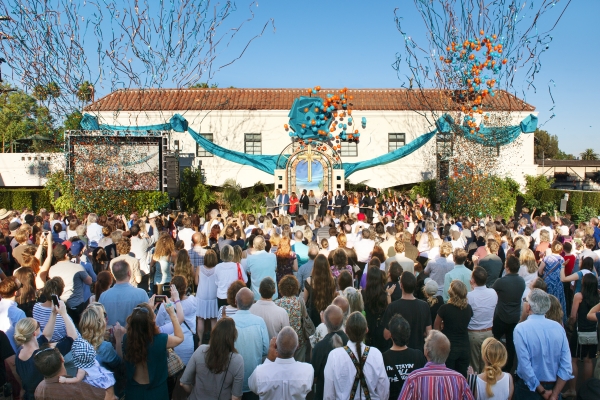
[93, 109, 537, 189]
[0, 153, 65, 187]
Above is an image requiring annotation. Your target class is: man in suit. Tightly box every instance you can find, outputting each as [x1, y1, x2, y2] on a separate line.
[334, 190, 343, 217]
[299, 189, 309, 218]
[265, 192, 277, 215]
[273, 189, 281, 216]
[367, 191, 376, 220]
[341, 190, 349, 216]
[359, 192, 369, 215]
[277, 190, 290, 216]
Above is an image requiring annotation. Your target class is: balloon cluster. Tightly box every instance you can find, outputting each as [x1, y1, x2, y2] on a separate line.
[286, 87, 366, 152]
[440, 31, 507, 134]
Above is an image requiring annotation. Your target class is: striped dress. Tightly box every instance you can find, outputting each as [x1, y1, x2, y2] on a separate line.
[399, 362, 474, 400]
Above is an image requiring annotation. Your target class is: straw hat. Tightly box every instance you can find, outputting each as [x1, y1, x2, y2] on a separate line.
[0, 209, 10, 219]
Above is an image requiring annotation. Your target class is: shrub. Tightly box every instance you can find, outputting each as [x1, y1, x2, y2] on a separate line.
[0, 189, 54, 212]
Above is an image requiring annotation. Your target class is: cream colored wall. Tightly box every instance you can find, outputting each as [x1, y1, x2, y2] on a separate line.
[0, 153, 65, 187]
[91, 109, 536, 189]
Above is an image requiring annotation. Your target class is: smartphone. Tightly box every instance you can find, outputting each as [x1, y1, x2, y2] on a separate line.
[51, 294, 60, 307]
[155, 295, 168, 304]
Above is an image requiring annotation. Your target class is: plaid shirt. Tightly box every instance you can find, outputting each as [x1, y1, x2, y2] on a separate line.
[188, 246, 206, 268]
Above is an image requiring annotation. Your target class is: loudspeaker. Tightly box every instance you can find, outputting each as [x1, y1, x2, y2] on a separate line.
[165, 154, 180, 197]
[560, 199, 568, 212]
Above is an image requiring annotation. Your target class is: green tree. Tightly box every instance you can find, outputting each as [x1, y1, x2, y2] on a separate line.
[63, 110, 83, 131]
[0, 85, 58, 152]
[76, 81, 94, 104]
[580, 148, 599, 161]
[180, 168, 215, 214]
[534, 129, 559, 159]
[189, 82, 219, 88]
[522, 174, 555, 210]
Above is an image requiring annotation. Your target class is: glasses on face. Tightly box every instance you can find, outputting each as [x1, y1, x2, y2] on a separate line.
[133, 306, 149, 313]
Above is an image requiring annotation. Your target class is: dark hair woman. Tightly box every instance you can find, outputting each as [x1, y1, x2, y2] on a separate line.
[91, 271, 114, 303]
[180, 318, 244, 399]
[362, 267, 395, 351]
[303, 254, 337, 328]
[116, 300, 184, 399]
[14, 267, 37, 317]
[565, 273, 599, 396]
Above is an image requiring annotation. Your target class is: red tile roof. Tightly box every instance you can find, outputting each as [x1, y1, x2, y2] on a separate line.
[84, 88, 535, 112]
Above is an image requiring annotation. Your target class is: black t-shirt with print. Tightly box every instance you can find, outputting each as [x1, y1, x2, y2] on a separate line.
[383, 347, 427, 400]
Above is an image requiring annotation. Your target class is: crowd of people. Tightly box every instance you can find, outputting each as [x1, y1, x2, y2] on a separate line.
[0, 189, 600, 400]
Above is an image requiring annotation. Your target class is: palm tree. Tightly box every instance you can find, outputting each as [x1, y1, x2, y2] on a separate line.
[76, 81, 94, 105]
[580, 149, 599, 161]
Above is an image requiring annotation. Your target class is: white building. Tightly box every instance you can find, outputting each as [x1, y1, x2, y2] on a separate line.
[0, 88, 537, 190]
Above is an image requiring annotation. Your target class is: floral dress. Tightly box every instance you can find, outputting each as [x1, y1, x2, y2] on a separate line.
[330, 264, 353, 280]
[275, 296, 305, 347]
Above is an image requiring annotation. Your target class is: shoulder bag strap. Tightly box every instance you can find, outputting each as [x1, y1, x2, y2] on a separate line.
[217, 353, 233, 399]
[542, 257, 562, 279]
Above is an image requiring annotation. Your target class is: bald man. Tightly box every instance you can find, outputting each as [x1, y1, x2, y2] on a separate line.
[188, 232, 206, 272]
[249, 327, 314, 399]
[311, 296, 350, 347]
[311, 305, 349, 400]
[231, 288, 269, 397]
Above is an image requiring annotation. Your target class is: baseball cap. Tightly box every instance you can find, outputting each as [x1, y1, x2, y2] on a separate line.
[8, 221, 21, 231]
[70, 241, 85, 256]
[52, 244, 69, 260]
[559, 226, 569, 236]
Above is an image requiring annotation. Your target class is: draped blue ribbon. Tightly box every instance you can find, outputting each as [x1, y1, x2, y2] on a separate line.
[80, 112, 537, 177]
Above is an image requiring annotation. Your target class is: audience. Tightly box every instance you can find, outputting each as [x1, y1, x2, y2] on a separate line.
[0, 200, 596, 399]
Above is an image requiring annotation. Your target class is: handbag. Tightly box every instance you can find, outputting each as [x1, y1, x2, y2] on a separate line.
[236, 262, 243, 281]
[300, 297, 316, 340]
[577, 329, 598, 346]
[167, 348, 185, 377]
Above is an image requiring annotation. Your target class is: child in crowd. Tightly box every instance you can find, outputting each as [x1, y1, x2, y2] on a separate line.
[59, 337, 117, 400]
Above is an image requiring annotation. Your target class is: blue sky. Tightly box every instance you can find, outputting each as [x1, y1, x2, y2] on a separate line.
[203, 0, 598, 156]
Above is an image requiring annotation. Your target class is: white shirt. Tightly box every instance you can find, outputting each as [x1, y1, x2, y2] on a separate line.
[177, 228, 195, 250]
[245, 224, 257, 236]
[467, 286, 498, 330]
[248, 357, 314, 400]
[327, 237, 339, 251]
[385, 253, 414, 274]
[354, 239, 375, 263]
[531, 226, 554, 246]
[323, 340, 389, 400]
[86, 222, 104, 247]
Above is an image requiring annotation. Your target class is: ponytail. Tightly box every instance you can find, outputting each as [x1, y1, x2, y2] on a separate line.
[481, 337, 507, 397]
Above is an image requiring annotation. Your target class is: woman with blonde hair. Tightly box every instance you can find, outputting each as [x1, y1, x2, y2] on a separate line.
[343, 286, 364, 315]
[416, 220, 439, 258]
[152, 234, 175, 295]
[476, 337, 513, 399]
[173, 249, 195, 295]
[434, 280, 473, 377]
[80, 305, 122, 371]
[518, 249, 538, 287]
[269, 232, 281, 254]
[15, 300, 79, 400]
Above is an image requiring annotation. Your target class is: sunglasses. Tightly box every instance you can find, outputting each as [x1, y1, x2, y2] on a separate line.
[133, 306, 149, 313]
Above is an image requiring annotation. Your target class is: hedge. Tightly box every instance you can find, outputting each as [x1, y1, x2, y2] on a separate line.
[0, 190, 53, 211]
[0, 188, 169, 215]
[540, 189, 600, 218]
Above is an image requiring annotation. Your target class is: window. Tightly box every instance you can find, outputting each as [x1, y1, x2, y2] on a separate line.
[196, 133, 214, 157]
[388, 133, 406, 152]
[245, 133, 262, 155]
[340, 141, 358, 157]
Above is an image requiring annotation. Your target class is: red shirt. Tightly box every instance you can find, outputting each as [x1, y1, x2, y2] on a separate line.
[563, 254, 576, 275]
